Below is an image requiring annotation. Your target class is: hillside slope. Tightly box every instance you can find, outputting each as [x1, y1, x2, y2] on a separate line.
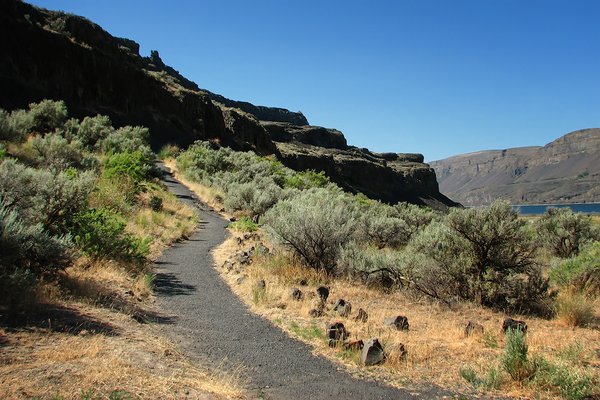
[430, 129, 600, 206]
[0, 0, 456, 208]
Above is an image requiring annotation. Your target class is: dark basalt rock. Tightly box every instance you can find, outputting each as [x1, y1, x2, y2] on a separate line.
[354, 308, 369, 323]
[332, 299, 352, 318]
[502, 318, 528, 334]
[361, 338, 385, 366]
[384, 316, 410, 331]
[316, 286, 329, 302]
[0, 0, 459, 208]
[326, 322, 348, 347]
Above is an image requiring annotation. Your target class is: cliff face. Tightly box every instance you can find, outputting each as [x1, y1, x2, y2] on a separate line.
[430, 129, 600, 206]
[0, 0, 456, 209]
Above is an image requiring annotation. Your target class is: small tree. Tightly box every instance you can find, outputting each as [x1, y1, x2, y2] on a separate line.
[264, 187, 358, 273]
[407, 200, 550, 313]
[536, 208, 596, 258]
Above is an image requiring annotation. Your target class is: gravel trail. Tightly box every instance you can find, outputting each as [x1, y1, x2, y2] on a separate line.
[153, 166, 456, 399]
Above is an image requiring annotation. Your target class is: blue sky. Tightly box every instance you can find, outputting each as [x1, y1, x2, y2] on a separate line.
[29, 0, 600, 161]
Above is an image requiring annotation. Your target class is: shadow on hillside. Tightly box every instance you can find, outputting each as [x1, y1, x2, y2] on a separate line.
[0, 304, 120, 336]
[153, 271, 196, 296]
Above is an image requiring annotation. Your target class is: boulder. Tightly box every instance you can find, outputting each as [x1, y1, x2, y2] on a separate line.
[502, 318, 527, 334]
[333, 299, 352, 317]
[290, 288, 303, 301]
[361, 338, 385, 366]
[384, 316, 409, 331]
[354, 308, 368, 323]
[464, 321, 484, 337]
[316, 286, 329, 302]
[326, 322, 348, 347]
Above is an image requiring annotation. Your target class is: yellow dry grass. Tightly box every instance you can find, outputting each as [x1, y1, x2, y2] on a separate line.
[127, 188, 198, 260]
[212, 232, 600, 399]
[163, 159, 231, 219]
[0, 302, 242, 400]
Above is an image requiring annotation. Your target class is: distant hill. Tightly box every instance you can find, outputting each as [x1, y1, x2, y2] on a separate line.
[0, 0, 457, 209]
[430, 129, 600, 206]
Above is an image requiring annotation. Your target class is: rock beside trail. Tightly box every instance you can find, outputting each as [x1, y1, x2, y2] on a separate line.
[333, 299, 352, 317]
[361, 338, 386, 366]
[316, 286, 329, 302]
[384, 316, 410, 331]
[326, 322, 349, 347]
[290, 288, 303, 301]
[502, 318, 528, 334]
[354, 308, 368, 323]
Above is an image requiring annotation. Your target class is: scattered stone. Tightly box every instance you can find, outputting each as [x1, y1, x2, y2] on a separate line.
[326, 322, 348, 347]
[232, 250, 252, 265]
[502, 318, 528, 334]
[299, 278, 308, 286]
[333, 299, 352, 317]
[308, 300, 325, 317]
[236, 276, 246, 285]
[354, 308, 368, 323]
[384, 316, 410, 331]
[464, 321, 484, 337]
[290, 288, 303, 301]
[316, 286, 329, 302]
[124, 290, 134, 297]
[229, 217, 237, 222]
[276, 303, 287, 310]
[344, 340, 364, 351]
[252, 215, 260, 224]
[361, 338, 385, 366]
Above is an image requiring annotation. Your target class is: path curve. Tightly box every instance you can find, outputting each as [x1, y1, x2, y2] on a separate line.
[154, 167, 453, 400]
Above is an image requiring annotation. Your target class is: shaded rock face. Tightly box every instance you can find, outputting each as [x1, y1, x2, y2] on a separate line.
[430, 129, 600, 206]
[0, 0, 457, 208]
[0, 0, 286, 154]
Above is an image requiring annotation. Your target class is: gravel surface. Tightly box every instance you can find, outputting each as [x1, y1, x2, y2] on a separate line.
[154, 167, 457, 399]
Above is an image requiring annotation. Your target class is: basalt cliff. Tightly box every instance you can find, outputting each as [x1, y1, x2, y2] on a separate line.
[430, 129, 600, 206]
[0, 0, 457, 208]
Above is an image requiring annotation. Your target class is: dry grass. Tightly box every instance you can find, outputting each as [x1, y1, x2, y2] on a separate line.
[127, 187, 198, 259]
[163, 159, 231, 219]
[0, 302, 242, 399]
[212, 231, 600, 399]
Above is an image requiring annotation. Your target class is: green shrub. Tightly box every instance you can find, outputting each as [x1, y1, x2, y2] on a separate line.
[149, 196, 163, 212]
[76, 114, 114, 149]
[406, 201, 551, 313]
[24, 99, 68, 134]
[228, 216, 258, 232]
[502, 327, 534, 381]
[0, 200, 71, 277]
[224, 180, 283, 217]
[264, 187, 358, 273]
[532, 357, 594, 400]
[0, 159, 94, 235]
[357, 202, 410, 249]
[103, 151, 153, 184]
[284, 169, 329, 190]
[71, 208, 148, 262]
[0, 109, 20, 141]
[100, 126, 151, 155]
[550, 241, 600, 295]
[536, 208, 597, 258]
[30, 132, 87, 170]
[157, 144, 180, 159]
[338, 245, 407, 289]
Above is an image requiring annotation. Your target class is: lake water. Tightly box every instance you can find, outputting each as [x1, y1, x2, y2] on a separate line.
[511, 203, 600, 215]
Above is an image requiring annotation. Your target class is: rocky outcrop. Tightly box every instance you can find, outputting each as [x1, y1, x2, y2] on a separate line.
[0, 0, 457, 208]
[430, 129, 600, 206]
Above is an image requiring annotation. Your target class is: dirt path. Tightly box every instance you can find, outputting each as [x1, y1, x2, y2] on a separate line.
[154, 167, 454, 399]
